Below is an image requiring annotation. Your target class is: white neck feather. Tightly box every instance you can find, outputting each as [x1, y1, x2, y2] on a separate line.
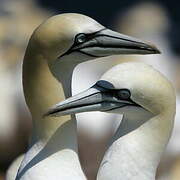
[97, 110, 175, 180]
[17, 117, 86, 180]
[17, 53, 86, 179]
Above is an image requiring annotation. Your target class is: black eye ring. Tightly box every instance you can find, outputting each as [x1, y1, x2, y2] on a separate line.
[75, 33, 87, 44]
[117, 89, 131, 100]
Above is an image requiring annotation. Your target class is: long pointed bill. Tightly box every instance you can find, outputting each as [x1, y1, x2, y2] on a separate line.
[44, 84, 139, 117]
[71, 29, 161, 57]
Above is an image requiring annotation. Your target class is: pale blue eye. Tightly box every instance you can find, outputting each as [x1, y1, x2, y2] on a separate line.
[76, 33, 87, 44]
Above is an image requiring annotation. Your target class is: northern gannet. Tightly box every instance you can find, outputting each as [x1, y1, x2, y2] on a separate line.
[7, 13, 160, 180]
[47, 61, 176, 180]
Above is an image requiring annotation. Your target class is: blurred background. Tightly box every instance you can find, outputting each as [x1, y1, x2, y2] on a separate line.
[0, 0, 180, 179]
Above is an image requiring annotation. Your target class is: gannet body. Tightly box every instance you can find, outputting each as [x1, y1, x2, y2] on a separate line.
[47, 61, 176, 180]
[7, 13, 159, 180]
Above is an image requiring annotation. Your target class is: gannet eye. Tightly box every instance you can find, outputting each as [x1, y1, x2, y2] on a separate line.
[117, 89, 131, 100]
[75, 33, 87, 44]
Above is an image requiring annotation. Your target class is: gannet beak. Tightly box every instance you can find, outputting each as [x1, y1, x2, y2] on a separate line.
[64, 28, 160, 58]
[44, 84, 140, 117]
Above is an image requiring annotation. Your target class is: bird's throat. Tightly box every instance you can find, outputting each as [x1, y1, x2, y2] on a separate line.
[23, 49, 72, 139]
[17, 43, 84, 179]
[97, 111, 175, 180]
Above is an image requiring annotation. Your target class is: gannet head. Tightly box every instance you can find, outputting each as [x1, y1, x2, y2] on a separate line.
[45, 62, 176, 132]
[31, 13, 160, 65]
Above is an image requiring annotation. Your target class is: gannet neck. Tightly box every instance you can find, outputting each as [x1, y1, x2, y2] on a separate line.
[23, 46, 71, 139]
[19, 45, 86, 180]
[97, 107, 175, 180]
